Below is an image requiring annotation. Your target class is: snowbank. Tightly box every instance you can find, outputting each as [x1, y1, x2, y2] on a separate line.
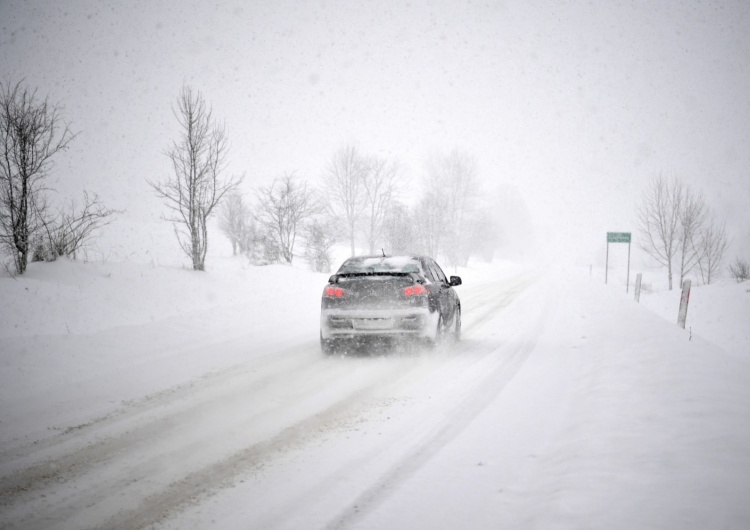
[638, 278, 750, 361]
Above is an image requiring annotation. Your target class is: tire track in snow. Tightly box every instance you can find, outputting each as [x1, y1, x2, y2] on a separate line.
[231, 274, 544, 530]
[112, 275, 540, 530]
[459, 273, 539, 332]
[325, 281, 554, 529]
[0, 335, 316, 463]
[0, 273, 539, 530]
[95, 348, 452, 530]
[0, 341, 322, 493]
[0, 340, 451, 529]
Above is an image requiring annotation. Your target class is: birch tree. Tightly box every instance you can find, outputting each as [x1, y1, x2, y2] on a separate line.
[637, 176, 683, 290]
[255, 173, 318, 264]
[637, 175, 725, 289]
[693, 216, 729, 284]
[425, 150, 480, 266]
[361, 156, 400, 254]
[218, 192, 250, 256]
[149, 85, 241, 271]
[321, 144, 367, 257]
[0, 80, 75, 274]
[677, 188, 707, 286]
[412, 191, 446, 258]
[382, 202, 413, 255]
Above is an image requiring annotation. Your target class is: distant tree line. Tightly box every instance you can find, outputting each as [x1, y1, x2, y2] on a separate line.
[0, 79, 502, 275]
[217, 144, 499, 273]
[9, 79, 746, 281]
[147, 86, 502, 273]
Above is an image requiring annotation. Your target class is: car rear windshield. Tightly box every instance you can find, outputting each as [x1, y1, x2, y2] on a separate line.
[337, 256, 421, 275]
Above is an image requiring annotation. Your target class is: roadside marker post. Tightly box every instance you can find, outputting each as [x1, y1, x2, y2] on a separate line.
[605, 232, 632, 292]
[634, 272, 642, 302]
[677, 279, 691, 329]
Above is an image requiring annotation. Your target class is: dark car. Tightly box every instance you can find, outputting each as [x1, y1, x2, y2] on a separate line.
[319, 255, 462, 354]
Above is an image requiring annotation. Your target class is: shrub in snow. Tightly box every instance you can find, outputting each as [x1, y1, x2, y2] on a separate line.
[303, 219, 336, 273]
[728, 257, 750, 283]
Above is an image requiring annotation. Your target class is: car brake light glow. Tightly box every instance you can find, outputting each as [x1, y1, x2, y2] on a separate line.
[404, 285, 428, 296]
[325, 286, 345, 297]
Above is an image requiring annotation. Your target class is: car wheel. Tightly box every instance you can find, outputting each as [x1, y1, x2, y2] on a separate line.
[452, 307, 461, 342]
[426, 314, 444, 348]
[320, 331, 337, 355]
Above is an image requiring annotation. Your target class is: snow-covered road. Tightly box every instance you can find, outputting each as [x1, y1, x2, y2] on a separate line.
[1, 268, 546, 528]
[2, 260, 749, 529]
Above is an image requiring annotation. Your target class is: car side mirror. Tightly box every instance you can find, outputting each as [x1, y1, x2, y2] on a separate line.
[449, 276, 462, 287]
[328, 274, 339, 284]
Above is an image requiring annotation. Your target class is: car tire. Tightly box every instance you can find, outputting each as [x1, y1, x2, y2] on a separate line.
[320, 331, 337, 355]
[426, 314, 444, 349]
[452, 306, 461, 342]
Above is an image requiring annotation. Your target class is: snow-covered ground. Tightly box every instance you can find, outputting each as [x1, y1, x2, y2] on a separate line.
[1, 257, 749, 529]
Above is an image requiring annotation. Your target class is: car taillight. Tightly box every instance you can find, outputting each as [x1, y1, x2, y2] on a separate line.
[325, 286, 345, 297]
[404, 285, 428, 296]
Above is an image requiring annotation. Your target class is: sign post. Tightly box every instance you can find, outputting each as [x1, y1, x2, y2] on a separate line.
[606, 232, 632, 292]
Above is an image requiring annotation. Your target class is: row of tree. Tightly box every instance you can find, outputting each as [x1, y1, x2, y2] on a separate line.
[215, 145, 496, 273]
[144, 85, 501, 272]
[637, 175, 730, 288]
[319, 145, 494, 268]
[1, 80, 498, 275]
[217, 173, 324, 268]
[6, 81, 749, 282]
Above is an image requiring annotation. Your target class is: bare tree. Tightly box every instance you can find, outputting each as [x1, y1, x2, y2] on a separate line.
[637, 175, 684, 290]
[677, 188, 707, 286]
[425, 150, 480, 266]
[382, 202, 414, 255]
[255, 173, 318, 264]
[412, 191, 447, 258]
[35, 192, 117, 260]
[728, 256, 750, 283]
[149, 85, 242, 271]
[321, 144, 367, 257]
[303, 218, 337, 272]
[217, 191, 274, 263]
[637, 175, 728, 289]
[361, 156, 400, 254]
[0, 80, 75, 274]
[218, 192, 251, 256]
[693, 216, 729, 284]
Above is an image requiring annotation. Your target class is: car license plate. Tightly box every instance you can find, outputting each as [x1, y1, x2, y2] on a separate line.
[354, 318, 394, 330]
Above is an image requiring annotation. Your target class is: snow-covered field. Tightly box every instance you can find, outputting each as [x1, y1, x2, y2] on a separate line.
[1, 257, 749, 529]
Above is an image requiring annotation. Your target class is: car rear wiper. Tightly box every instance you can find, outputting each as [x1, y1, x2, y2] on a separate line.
[329, 272, 425, 283]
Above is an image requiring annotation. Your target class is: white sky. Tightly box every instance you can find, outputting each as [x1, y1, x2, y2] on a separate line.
[1, 0, 749, 265]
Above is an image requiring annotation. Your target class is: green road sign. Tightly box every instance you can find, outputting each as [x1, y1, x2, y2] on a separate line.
[607, 232, 631, 243]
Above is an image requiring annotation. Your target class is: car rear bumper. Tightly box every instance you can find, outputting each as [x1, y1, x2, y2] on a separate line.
[320, 308, 437, 340]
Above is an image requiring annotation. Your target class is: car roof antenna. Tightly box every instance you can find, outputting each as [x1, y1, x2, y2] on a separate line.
[381, 248, 386, 257]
